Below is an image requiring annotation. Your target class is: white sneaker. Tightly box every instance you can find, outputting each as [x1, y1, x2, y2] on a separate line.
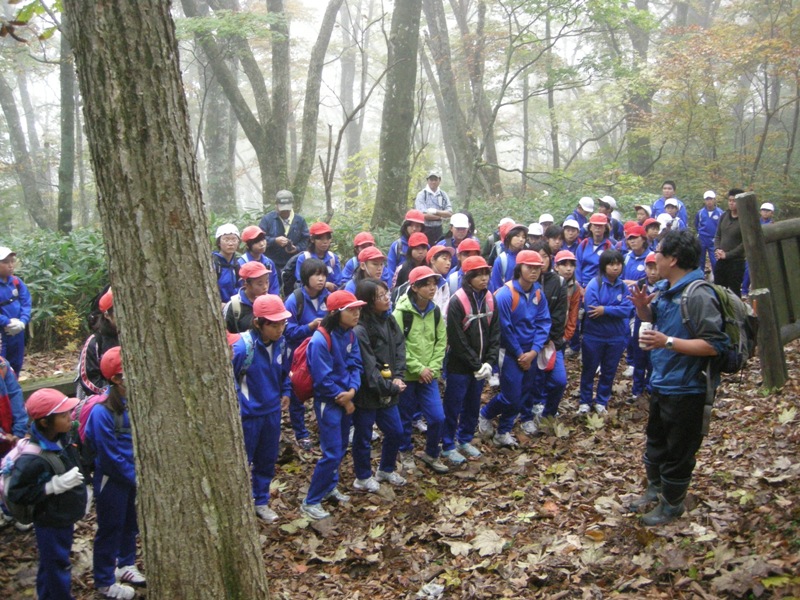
[419, 453, 449, 473]
[398, 452, 416, 472]
[478, 414, 495, 437]
[97, 583, 136, 600]
[623, 366, 635, 378]
[371, 426, 381, 441]
[323, 487, 350, 503]
[254, 505, 279, 523]
[594, 404, 608, 415]
[492, 432, 519, 447]
[488, 374, 500, 388]
[520, 420, 538, 435]
[115, 564, 146, 586]
[412, 419, 428, 433]
[376, 470, 407, 486]
[353, 476, 381, 493]
[300, 502, 331, 520]
[532, 404, 545, 418]
[577, 404, 592, 414]
[441, 448, 466, 464]
[457, 442, 482, 458]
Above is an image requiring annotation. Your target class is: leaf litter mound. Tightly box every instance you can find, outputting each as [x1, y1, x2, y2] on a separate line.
[2, 342, 799, 599]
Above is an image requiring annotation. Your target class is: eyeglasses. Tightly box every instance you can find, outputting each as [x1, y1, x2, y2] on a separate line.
[265, 319, 288, 327]
[377, 293, 391, 301]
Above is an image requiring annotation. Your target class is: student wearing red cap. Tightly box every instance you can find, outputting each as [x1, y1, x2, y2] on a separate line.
[85, 347, 144, 599]
[0, 246, 32, 373]
[575, 213, 614, 287]
[441, 257, 499, 464]
[5, 389, 87, 599]
[554, 250, 582, 356]
[393, 231, 430, 290]
[301, 291, 364, 520]
[293, 222, 342, 292]
[344, 246, 387, 294]
[341, 232, 392, 290]
[426, 245, 456, 317]
[387, 210, 427, 280]
[446, 238, 482, 291]
[231, 295, 293, 523]
[76, 289, 120, 399]
[489, 222, 528, 292]
[238, 226, 280, 296]
[393, 267, 448, 473]
[224, 261, 271, 334]
[479, 251, 551, 448]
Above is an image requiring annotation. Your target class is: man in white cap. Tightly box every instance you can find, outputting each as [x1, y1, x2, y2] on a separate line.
[694, 190, 723, 271]
[759, 203, 775, 225]
[415, 170, 453, 246]
[258, 190, 310, 273]
[566, 196, 594, 238]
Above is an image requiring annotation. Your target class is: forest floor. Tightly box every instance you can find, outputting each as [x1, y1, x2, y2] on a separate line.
[2, 344, 799, 599]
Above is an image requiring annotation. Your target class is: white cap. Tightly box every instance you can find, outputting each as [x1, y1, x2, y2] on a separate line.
[215, 223, 240, 239]
[634, 204, 652, 216]
[656, 213, 673, 231]
[527, 223, 544, 236]
[760, 202, 774, 212]
[599, 195, 617, 209]
[562, 218, 580, 230]
[0, 247, 15, 261]
[498, 217, 514, 228]
[665, 198, 679, 208]
[578, 196, 594, 212]
[538, 213, 554, 224]
[427, 169, 441, 179]
[450, 213, 470, 228]
[703, 190, 716, 199]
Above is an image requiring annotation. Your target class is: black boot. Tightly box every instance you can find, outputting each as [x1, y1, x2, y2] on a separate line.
[629, 481, 662, 512]
[641, 494, 685, 526]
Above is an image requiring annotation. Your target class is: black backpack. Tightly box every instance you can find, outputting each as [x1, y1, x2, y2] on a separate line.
[281, 254, 303, 297]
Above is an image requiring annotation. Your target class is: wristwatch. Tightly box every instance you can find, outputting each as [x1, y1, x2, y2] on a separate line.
[665, 336, 674, 350]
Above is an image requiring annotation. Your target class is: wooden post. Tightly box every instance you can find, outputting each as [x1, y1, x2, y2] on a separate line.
[737, 192, 787, 390]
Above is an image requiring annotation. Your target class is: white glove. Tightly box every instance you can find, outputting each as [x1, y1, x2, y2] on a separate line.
[426, 207, 438, 215]
[4, 318, 24, 336]
[45, 467, 84, 495]
[474, 363, 492, 380]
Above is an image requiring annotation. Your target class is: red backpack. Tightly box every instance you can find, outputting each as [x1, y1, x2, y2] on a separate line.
[290, 327, 332, 402]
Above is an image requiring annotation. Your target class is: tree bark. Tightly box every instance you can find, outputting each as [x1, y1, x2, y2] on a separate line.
[266, 0, 290, 196]
[58, 16, 75, 234]
[0, 73, 52, 229]
[62, 1, 271, 597]
[372, 0, 422, 228]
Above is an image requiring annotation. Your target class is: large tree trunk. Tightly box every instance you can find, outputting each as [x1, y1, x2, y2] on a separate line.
[266, 0, 290, 198]
[372, 0, 422, 228]
[62, 1, 271, 597]
[58, 16, 75, 234]
[0, 73, 52, 229]
[203, 70, 238, 215]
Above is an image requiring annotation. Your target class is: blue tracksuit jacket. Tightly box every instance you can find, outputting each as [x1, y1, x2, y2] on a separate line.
[694, 207, 723, 244]
[307, 326, 362, 401]
[582, 275, 634, 340]
[231, 331, 292, 417]
[294, 250, 342, 289]
[284, 287, 330, 349]
[85, 398, 135, 487]
[489, 250, 520, 292]
[495, 280, 551, 359]
[575, 238, 614, 287]
[623, 250, 649, 282]
[237, 253, 281, 296]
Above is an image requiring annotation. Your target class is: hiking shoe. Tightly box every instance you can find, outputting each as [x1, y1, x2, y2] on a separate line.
[97, 583, 136, 600]
[441, 448, 466, 464]
[488, 374, 500, 388]
[577, 404, 591, 415]
[398, 452, 416, 472]
[457, 442, 482, 458]
[297, 437, 314, 451]
[254, 505, 279, 523]
[115, 564, 146, 587]
[353, 477, 381, 493]
[323, 487, 350, 503]
[594, 405, 608, 415]
[520, 420, 539, 436]
[300, 502, 331, 520]
[412, 419, 428, 433]
[492, 432, 519, 448]
[532, 404, 545, 418]
[376, 470, 407, 486]
[478, 414, 495, 437]
[623, 366, 635, 378]
[419, 453, 449, 473]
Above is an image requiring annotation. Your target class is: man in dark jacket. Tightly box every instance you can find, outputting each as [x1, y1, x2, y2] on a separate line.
[713, 188, 746, 297]
[258, 190, 310, 272]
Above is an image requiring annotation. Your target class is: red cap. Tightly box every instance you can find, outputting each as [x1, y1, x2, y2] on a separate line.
[643, 218, 659, 229]
[426, 245, 456, 265]
[626, 225, 646, 239]
[404, 209, 426, 225]
[25, 388, 80, 419]
[253, 294, 292, 320]
[408, 232, 430, 248]
[241, 226, 265, 243]
[327, 290, 367, 311]
[457, 238, 481, 253]
[99, 289, 114, 312]
[623, 220, 638, 233]
[358, 246, 385, 263]
[461, 256, 490, 273]
[100, 346, 123, 380]
[500, 222, 527, 243]
[516, 250, 544, 267]
[309, 222, 333, 237]
[554, 250, 577, 263]
[353, 232, 375, 248]
[239, 261, 270, 280]
[589, 213, 608, 226]
[645, 252, 657, 265]
[408, 266, 441, 285]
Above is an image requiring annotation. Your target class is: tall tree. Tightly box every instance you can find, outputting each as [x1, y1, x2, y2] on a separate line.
[372, 0, 423, 228]
[62, 1, 271, 597]
[57, 14, 75, 233]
